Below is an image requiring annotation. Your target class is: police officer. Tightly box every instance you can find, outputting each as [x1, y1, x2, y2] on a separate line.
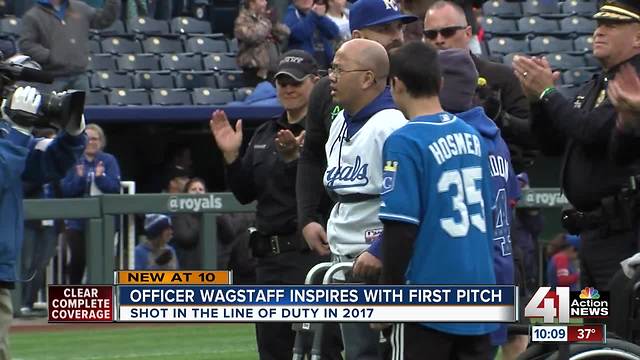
[512, 0, 640, 290]
[209, 50, 341, 360]
[423, 0, 534, 170]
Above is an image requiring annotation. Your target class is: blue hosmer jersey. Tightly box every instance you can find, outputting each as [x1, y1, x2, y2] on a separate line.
[379, 112, 497, 336]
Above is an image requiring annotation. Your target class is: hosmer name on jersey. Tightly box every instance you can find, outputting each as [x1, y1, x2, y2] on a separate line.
[428, 133, 482, 165]
[488, 155, 510, 183]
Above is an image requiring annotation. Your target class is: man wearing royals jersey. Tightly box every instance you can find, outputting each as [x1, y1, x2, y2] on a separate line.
[324, 38, 407, 359]
[379, 41, 496, 360]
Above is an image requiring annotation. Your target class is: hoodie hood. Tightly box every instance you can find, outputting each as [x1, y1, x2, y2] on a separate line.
[455, 106, 499, 140]
[343, 87, 396, 140]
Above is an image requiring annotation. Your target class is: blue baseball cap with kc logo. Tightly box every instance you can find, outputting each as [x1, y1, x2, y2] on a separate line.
[349, 0, 418, 31]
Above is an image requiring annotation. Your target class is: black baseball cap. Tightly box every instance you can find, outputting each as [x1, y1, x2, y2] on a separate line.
[274, 50, 319, 82]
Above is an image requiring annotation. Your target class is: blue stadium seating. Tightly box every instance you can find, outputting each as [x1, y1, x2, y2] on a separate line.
[141, 36, 183, 54]
[150, 88, 193, 105]
[101, 36, 142, 54]
[134, 71, 175, 89]
[192, 88, 234, 105]
[116, 53, 160, 71]
[175, 71, 218, 89]
[203, 53, 239, 71]
[91, 71, 133, 89]
[171, 17, 212, 34]
[482, 0, 522, 18]
[529, 36, 574, 54]
[185, 36, 228, 53]
[160, 53, 203, 71]
[127, 17, 170, 35]
[88, 53, 117, 72]
[108, 88, 150, 106]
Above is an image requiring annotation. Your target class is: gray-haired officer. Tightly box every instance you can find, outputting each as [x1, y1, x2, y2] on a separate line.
[513, 0, 640, 290]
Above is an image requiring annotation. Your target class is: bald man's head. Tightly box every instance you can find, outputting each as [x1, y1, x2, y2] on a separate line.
[423, 1, 472, 50]
[338, 39, 389, 82]
[330, 39, 389, 113]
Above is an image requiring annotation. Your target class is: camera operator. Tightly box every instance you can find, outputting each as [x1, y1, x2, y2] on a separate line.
[0, 85, 86, 359]
[512, 0, 640, 291]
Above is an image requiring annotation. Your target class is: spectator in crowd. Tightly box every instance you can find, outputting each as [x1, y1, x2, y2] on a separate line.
[424, 1, 533, 170]
[512, 172, 544, 295]
[125, 0, 173, 20]
[165, 166, 190, 194]
[171, 177, 206, 269]
[325, 38, 408, 359]
[235, 0, 290, 86]
[512, 0, 640, 290]
[379, 41, 496, 360]
[20, 127, 63, 316]
[19, 0, 120, 92]
[61, 123, 121, 284]
[326, 0, 350, 41]
[436, 48, 524, 360]
[210, 50, 342, 360]
[399, 0, 430, 42]
[135, 214, 179, 270]
[0, 85, 86, 360]
[216, 212, 257, 285]
[297, 0, 416, 264]
[284, 0, 340, 68]
[546, 234, 580, 291]
[608, 62, 640, 164]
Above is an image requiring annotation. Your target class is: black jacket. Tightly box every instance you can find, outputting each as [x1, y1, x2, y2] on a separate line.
[609, 57, 640, 168]
[296, 76, 341, 229]
[226, 113, 304, 235]
[531, 54, 640, 212]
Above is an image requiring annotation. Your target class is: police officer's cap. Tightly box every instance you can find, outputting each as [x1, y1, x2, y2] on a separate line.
[593, 0, 640, 22]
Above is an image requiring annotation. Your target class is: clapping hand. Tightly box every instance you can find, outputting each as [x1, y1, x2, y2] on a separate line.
[608, 63, 640, 133]
[275, 129, 305, 163]
[209, 110, 243, 164]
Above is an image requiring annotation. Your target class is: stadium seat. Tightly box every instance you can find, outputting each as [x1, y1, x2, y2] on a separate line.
[522, 0, 560, 16]
[127, 17, 170, 35]
[192, 88, 234, 105]
[234, 87, 254, 101]
[141, 36, 183, 54]
[0, 16, 20, 37]
[175, 71, 218, 89]
[562, 69, 595, 85]
[482, 0, 522, 18]
[116, 53, 160, 71]
[560, 17, 596, 35]
[561, 0, 598, 16]
[529, 36, 574, 54]
[170, 17, 212, 34]
[101, 36, 142, 54]
[517, 16, 560, 35]
[486, 37, 529, 55]
[502, 53, 518, 67]
[91, 19, 126, 36]
[108, 88, 150, 106]
[160, 53, 203, 71]
[184, 36, 228, 53]
[134, 70, 175, 89]
[150, 88, 193, 105]
[545, 53, 585, 70]
[216, 71, 246, 89]
[85, 89, 107, 106]
[203, 53, 239, 71]
[479, 17, 519, 36]
[89, 39, 102, 53]
[88, 53, 117, 71]
[228, 38, 239, 53]
[573, 35, 593, 53]
[91, 71, 133, 89]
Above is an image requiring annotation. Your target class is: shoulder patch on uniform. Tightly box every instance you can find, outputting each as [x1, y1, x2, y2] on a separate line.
[381, 160, 398, 195]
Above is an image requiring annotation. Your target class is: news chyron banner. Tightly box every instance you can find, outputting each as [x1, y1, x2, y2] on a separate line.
[49, 271, 518, 323]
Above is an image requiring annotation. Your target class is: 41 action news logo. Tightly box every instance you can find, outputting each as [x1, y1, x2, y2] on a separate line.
[524, 287, 609, 323]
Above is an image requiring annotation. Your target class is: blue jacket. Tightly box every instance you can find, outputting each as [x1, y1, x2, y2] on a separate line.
[61, 151, 121, 230]
[0, 122, 85, 283]
[284, 5, 339, 66]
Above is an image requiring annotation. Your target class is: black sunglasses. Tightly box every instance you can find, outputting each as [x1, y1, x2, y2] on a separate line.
[422, 26, 466, 40]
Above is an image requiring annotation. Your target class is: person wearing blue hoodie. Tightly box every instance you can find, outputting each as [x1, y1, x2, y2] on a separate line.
[325, 39, 407, 359]
[61, 123, 121, 284]
[0, 85, 86, 359]
[437, 48, 523, 360]
[284, 0, 340, 68]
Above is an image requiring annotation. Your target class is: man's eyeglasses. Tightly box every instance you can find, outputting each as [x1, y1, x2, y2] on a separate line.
[422, 26, 466, 40]
[328, 66, 371, 79]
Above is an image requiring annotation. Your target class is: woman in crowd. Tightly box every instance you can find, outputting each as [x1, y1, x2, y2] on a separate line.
[234, 0, 290, 86]
[61, 124, 121, 284]
[326, 0, 350, 41]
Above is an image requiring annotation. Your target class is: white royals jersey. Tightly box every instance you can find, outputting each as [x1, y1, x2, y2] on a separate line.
[324, 108, 407, 257]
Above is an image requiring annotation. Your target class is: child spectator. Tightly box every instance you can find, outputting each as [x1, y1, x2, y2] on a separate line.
[136, 214, 179, 270]
[547, 233, 580, 290]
